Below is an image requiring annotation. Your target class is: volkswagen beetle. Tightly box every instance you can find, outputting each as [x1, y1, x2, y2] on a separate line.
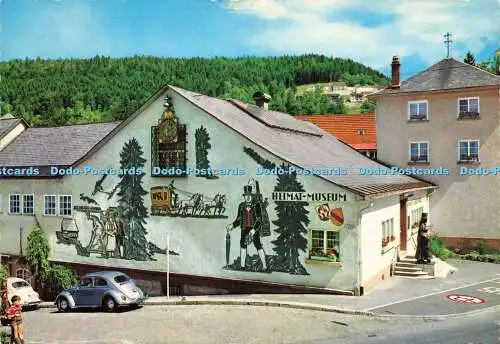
[6, 277, 41, 309]
[54, 271, 147, 312]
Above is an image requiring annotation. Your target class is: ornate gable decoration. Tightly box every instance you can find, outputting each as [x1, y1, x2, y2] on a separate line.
[158, 97, 178, 143]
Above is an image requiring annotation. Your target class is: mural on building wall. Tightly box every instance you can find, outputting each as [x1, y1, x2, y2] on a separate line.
[56, 138, 179, 260]
[195, 125, 218, 179]
[223, 147, 309, 275]
[150, 181, 227, 218]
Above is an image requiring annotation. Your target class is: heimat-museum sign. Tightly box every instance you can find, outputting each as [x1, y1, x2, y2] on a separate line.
[272, 192, 347, 202]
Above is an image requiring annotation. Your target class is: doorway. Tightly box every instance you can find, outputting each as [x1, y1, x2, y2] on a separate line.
[400, 199, 407, 251]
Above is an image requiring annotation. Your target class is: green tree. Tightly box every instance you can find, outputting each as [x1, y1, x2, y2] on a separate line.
[463, 51, 476, 65]
[45, 264, 79, 291]
[271, 163, 309, 275]
[360, 99, 376, 113]
[116, 138, 151, 261]
[195, 125, 216, 178]
[26, 228, 50, 286]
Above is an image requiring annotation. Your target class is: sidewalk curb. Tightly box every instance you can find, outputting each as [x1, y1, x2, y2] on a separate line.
[38, 299, 500, 319]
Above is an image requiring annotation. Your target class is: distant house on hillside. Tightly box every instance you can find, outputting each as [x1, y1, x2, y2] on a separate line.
[306, 83, 384, 104]
[295, 114, 377, 159]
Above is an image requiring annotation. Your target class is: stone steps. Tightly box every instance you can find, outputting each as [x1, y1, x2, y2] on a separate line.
[393, 254, 431, 278]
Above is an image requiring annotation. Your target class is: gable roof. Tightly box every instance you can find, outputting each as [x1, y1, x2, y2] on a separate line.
[0, 122, 121, 167]
[170, 86, 435, 198]
[370, 58, 500, 97]
[294, 114, 376, 150]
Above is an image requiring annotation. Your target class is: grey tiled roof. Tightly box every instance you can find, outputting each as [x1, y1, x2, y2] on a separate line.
[371, 58, 500, 96]
[0, 118, 21, 139]
[0, 122, 121, 166]
[171, 86, 436, 197]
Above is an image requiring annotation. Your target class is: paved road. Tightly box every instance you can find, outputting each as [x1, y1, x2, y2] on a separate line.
[315, 307, 500, 344]
[370, 278, 500, 315]
[11, 306, 438, 344]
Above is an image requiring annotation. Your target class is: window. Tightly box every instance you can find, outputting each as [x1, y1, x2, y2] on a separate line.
[114, 274, 131, 284]
[15, 268, 32, 285]
[79, 278, 93, 288]
[151, 124, 187, 176]
[9, 194, 20, 214]
[44, 195, 56, 216]
[408, 101, 428, 120]
[409, 142, 429, 162]
[357, 129, 365, 135]
[59, 195, 72, 216]
[94, 278, 108, 287]
[381, 218, 395, 247]
[22, 194, 34, 215]
[309, 230, 340, 262]
[458, 97, 480, 118]
[458, 140, 480, 162]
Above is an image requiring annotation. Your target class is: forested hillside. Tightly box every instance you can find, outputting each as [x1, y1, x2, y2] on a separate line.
[0, 55, 387, 126]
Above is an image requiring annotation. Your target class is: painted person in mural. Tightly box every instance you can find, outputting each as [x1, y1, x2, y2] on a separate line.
[226, 185, 268, 271]
[415, 213, 431, 264]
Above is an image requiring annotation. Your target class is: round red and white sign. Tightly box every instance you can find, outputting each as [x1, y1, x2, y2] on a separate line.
[446, 294, 485, 304]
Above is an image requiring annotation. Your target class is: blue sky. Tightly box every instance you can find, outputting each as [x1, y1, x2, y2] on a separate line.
[1, 0, 498, 78]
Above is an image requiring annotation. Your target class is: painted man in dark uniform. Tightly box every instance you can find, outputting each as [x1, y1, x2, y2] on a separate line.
[415, 213, 430, 263]
[227, 185, 267, 270]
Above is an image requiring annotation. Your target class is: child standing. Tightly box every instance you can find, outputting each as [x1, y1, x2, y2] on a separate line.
[7, 295, 25, 344]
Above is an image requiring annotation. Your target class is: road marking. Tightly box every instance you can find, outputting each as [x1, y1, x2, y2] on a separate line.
[446, 294, 485, 304]
[28, 340, 133, 344]
[365, 277, 500, 311]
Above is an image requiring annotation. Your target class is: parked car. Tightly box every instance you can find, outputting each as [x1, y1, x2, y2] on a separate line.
[54, 271, 147, 312]
[6, 277, 41, 309]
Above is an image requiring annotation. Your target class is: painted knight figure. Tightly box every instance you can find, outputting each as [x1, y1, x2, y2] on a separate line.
[227, 184, 270, 272]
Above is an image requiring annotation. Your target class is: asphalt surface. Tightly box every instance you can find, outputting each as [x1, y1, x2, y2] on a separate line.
[369, 277, 500, 315]
[8, 305, 441, 344]
[319, 307, 500, 344]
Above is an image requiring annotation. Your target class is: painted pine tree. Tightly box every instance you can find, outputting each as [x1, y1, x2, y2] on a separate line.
[116, 138, 152, 261]
[271, 163, 309, 275]
[195, 125, 217, 178]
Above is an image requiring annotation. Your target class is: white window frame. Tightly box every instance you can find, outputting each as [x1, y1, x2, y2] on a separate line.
[309, 229, 341, 262]
[44, 195, 57, 216]
[15, 268, 32, 285]
[22, 194, 34, 215]
[8, 194, 21, 214]
[382, 218, 395, 248]
[407, 100, 429, 120]
[457, 139, 480, 162]
[409, 141, 430, 162]
[457, 97, 480, 117]
[59, 195, 72, 217]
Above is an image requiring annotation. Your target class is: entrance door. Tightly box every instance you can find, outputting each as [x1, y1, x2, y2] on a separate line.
[400, 199, 407, 251]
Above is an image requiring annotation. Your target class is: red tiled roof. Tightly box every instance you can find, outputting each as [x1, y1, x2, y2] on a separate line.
[295, 114, 376, 150]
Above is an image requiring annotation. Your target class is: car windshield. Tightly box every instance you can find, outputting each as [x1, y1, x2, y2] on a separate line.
[11, 281, 30, 288]
[114, 275, 130, 284]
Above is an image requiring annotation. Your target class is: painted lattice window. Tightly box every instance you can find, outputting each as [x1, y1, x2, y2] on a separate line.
[44, 195, 56, 216]
[151, 125, 187, 176]
[309, 230, 340, 262]
[22, 195, 34, 215]
[59, 195, 72, 216]
[9, 194, 20, 214]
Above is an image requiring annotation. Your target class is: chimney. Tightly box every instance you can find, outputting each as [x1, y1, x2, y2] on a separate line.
[253, 91, 271, 109]
[391, 55, 401, 88]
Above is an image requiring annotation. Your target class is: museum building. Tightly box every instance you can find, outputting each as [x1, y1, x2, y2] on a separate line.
[0, 86, 436, 296]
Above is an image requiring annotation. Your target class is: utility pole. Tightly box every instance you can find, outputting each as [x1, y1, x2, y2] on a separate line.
[444, 32, 453, 58]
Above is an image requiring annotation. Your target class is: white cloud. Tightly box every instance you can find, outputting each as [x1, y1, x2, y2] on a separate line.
[226, 0, 499, 69]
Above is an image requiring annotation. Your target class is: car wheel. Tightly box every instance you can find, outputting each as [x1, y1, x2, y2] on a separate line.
[102, 296, 117, 312]
[57, 297, 70, 312]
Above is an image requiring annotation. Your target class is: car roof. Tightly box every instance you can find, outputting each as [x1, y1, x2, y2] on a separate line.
[83, 271, 127, 279]
[7, 277, 29, 284]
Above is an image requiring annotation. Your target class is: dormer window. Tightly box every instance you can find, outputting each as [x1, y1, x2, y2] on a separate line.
[408, 101, 428, 121]
[409, 141, 429, 163]
[357, 129, 365, 135]
[457, 140, 480, 163]
[458, 97, 480, 119]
